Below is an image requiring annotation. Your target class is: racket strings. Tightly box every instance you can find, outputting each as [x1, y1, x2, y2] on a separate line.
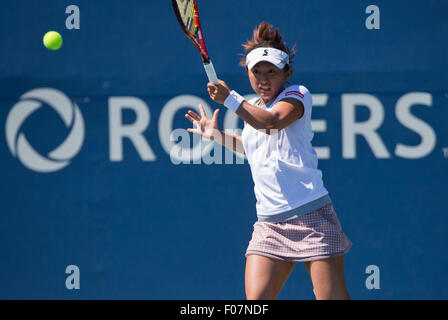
[175, 0, 198, 34]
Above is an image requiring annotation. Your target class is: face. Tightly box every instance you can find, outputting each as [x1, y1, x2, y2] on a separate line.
[248, 61, 291, 104]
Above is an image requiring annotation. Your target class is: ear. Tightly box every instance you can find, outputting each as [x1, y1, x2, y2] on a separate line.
[284, 67, 292, 81]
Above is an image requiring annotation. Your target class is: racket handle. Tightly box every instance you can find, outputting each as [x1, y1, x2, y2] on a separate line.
[203, 61, 219, 84]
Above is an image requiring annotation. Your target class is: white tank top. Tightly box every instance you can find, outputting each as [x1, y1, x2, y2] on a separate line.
[241, 84, 331, 222]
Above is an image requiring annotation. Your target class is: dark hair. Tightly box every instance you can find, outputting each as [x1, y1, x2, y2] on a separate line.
[239, 22, 296, 73]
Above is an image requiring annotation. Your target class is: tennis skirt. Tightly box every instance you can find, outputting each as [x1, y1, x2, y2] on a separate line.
[246, 203, 352, 262]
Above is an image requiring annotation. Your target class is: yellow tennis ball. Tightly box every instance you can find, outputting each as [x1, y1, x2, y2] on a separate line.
[43, 31, 63, 50]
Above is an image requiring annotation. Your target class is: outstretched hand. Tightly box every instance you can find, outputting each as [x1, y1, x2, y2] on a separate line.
[185, 104, 221, 141]
[207, 80, 231, 104]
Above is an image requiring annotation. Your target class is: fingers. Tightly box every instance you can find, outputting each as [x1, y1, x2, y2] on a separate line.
[185, 113, 196, 123]
[212, 108, 220, 121]
[187, 110, 201, 121]
[185, 115, 199, 135]
[217, 80, 229, 90]
[186, 105, 207, 119]
[199, 104, 207, 118]
[208, 80, 227, 91]
[208, 80, 225, 87]
[207, 83, 218, 96]
[186, 107, 219, 124]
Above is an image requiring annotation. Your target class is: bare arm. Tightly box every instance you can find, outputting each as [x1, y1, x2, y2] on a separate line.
[215, 131, 245, 155]
[235, 97, 304, 132]
[208, 81, 304, 134]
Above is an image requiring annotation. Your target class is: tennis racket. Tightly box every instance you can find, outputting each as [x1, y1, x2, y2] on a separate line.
[171, 0, 219, 84]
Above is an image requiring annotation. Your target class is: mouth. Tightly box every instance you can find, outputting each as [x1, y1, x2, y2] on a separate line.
[259, 87, 271, 95]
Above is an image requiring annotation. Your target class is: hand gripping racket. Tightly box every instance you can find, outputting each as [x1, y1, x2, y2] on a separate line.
[171, 0, 219, 84]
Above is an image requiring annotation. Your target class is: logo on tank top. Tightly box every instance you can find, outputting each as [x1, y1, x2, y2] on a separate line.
[285, 90, 304, 99]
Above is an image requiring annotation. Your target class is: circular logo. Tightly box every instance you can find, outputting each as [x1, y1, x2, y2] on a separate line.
[5, 88, 85, 173]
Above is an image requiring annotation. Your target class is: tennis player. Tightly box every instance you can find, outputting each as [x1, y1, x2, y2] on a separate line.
[185, 22, 352, 300]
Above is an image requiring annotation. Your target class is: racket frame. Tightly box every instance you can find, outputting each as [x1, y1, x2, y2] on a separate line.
[171, 0, 218, 83]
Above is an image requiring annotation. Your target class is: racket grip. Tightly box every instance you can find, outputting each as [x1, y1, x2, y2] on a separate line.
[203, 61, 219, 84]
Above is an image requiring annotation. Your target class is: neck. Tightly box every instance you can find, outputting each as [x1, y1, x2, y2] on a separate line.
[258, 86, 285, 106]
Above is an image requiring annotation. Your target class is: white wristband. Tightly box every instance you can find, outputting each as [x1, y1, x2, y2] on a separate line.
[224, 90, 245, 112]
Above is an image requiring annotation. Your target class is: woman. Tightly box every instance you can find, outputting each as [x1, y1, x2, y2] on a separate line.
[185, 22, 352, 300]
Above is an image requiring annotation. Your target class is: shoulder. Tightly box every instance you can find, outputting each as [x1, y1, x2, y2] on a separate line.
[282, 84, 311, 99]
[276, 84, 311, 104]
[278, 85, 312, 111]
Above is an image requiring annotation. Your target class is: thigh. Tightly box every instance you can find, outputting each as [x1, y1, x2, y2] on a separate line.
[245, 254, 296, 300]
[304, 255, 350, 300]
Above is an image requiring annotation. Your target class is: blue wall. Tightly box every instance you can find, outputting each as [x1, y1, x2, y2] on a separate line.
[0, 0, 447, 299]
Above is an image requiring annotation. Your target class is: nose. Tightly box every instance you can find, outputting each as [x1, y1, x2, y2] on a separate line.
[257, 74, 269, 84]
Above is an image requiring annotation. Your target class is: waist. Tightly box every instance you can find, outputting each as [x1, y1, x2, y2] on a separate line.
[256, 194, 332, 223]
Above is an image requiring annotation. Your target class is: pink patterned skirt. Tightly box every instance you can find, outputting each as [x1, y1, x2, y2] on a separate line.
[246, 203, 352, 262]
